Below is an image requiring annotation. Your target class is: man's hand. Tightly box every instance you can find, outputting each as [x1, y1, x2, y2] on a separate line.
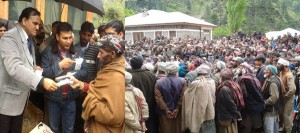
[89, 38, 96, 46]
[43, 78, 58, 91]
[69, 77, 84, 90]
[165, 109, 173, 119]
[140, 121, 147, 132]
[35, 66, 43, 71]
[171, 109, 179, 118]
[59, 58, 74, 69]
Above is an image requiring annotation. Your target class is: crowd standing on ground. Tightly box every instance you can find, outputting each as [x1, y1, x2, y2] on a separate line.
[1, 6, 300, 133]
[125, 31, 300, 133]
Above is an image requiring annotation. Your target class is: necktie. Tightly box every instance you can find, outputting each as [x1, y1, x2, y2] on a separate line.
[27, 38, 32, 55]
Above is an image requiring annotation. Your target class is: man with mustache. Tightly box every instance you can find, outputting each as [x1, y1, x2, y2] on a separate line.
[277, 58, 296, 133]
[0, 7, 58, 133]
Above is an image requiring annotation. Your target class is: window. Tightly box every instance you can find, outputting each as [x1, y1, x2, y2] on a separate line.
[133, 32, 144, 41]
[169, 31, 176, 38]
[155, 31, 162, 36]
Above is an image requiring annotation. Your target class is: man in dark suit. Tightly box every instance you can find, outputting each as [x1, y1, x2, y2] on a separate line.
[0, 7, 58, 133]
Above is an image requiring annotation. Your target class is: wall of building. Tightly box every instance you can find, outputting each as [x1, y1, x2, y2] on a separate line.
[125, 32, 133, 41]
[177, 30, 200, 39]
[126, 28, 212, 41]
[125, 24, 213, 41]
[144, 31, 155, 39]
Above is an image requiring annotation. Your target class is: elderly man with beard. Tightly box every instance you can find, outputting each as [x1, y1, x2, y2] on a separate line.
[215, 68, 241, 133]
[277, 58, 296, 133]
[261, 65, 284, 133]
[154, 62, 187, 133]
[156, 62, 167, 80]
[70, 36, 125, 132]
[125, 71, 149, 133]
[232, 57, 244, 80]
[236, 62, 265, 133]
[184, 59, 203, 86]
[214, 60, 226, 86]
[182, 64, 216, 133]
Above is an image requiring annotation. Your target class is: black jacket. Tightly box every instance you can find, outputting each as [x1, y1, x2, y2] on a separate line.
[216, 86, 241, 121]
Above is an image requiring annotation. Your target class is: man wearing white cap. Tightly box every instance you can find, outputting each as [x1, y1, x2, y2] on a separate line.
[154, 62, 187, 133]
[182, 64, 216, 133]
[277, 58, 296, 133]
[125, 71, 149, 133]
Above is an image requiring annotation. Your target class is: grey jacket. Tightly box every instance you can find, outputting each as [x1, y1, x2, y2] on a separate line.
[0, 24, 43, 116]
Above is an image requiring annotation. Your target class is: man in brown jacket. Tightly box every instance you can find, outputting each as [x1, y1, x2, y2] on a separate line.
[277, 58, 296, 133]
[71, 36, 126, 133]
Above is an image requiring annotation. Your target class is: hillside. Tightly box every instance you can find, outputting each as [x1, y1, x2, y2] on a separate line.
[125, 0, 300, 34]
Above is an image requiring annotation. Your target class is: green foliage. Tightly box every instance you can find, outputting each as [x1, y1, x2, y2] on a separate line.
[213, 26, 231, 38]
[226, 0, 248, 33]
[125, 8, 135, 17]
[211, 13, 219, 25]
[93, 0, 125, 27]
[125, 0, 300, 36]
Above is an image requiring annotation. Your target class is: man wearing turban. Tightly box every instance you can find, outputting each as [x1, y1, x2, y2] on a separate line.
[154, 62, 187, 133]
[182, 64, 216, 133]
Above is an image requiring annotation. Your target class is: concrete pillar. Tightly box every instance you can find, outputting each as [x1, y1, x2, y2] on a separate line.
[86, 11, 93, 23]
[35, 0, 45, 22]
[60, 4, 68, 22]
[0, 1, 9, 20]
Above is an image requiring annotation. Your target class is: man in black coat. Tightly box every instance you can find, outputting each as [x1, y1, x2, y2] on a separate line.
[128, 56, 159, 133]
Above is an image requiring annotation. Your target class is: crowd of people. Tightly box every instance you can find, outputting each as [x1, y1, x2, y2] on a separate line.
[125, 29, 300, 133]
[2, 6, 300, 133]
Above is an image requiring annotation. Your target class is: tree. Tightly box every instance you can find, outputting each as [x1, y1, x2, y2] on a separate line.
[125, 0, 300, 36]
[226, 0, 248, 33]
[211, 13, 219, 25]
[125, 8, 135, 17]
[213, 26, 231, 38]
[186, 0, 191, 15]
[93, 0, 125, 27]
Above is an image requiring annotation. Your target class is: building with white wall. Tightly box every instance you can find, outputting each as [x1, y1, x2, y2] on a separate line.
[125, 10, 216, 41]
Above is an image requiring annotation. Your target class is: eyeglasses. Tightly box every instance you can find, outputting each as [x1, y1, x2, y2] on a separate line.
[0, 30, 6, 32]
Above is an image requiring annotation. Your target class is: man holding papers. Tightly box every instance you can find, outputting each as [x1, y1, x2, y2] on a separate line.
[41, 22, 87, 133]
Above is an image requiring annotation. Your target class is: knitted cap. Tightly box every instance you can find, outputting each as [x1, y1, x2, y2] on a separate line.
[266, 65, 278, 75]
[220, 68, 234, 79]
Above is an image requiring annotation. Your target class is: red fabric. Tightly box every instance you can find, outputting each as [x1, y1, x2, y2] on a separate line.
[239, 73, 262, 91]
[189, 64, 195, 71]
[218, 80, 245, 110]
[81, 82, 89, 93]
[135, 95, 144, 123]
